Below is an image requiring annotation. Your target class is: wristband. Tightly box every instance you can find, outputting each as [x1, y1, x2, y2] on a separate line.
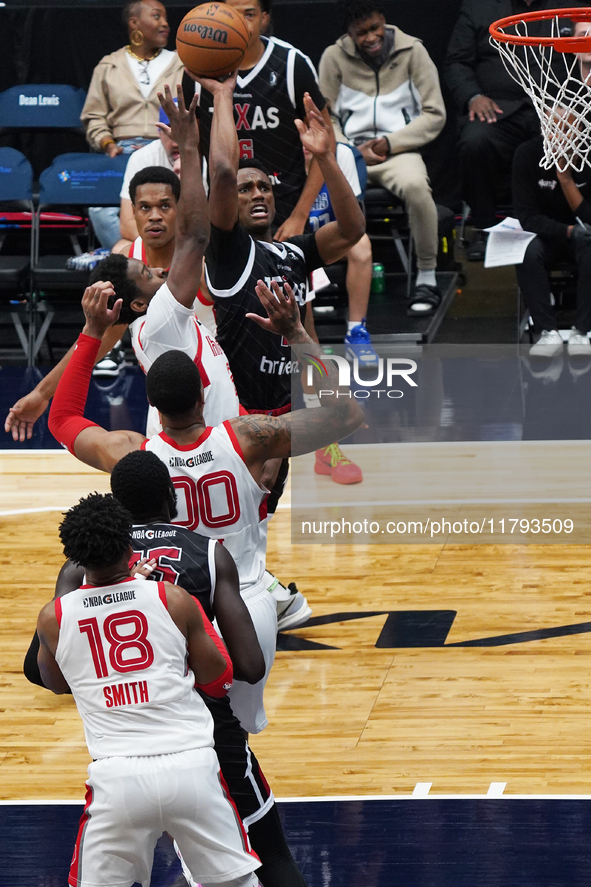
[101, 137, 115, 151]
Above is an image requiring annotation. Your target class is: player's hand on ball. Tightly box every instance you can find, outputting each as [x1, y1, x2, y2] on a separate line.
[81, 281, 122, 339]
[157, 84, 200, 149]
[248, 279, 303, 339]
[295, 93, 331, 157]
[194, 70, 237, 97]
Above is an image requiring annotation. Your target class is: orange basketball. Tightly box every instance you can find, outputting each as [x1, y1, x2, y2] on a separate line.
[176, 3, 249, 78]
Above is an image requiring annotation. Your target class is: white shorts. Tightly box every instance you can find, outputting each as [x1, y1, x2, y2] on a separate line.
[217, 580, 277, 735]
[69, 747, 260, 887]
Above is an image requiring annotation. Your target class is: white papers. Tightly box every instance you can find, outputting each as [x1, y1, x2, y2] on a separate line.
[483, 217, 537, 268]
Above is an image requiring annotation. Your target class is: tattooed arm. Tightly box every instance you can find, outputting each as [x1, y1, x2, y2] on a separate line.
[230, 280, 364, 477]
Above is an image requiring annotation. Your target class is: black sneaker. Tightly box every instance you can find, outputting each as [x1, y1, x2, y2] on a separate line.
[92, 345, 125, 377]
[466, 230, 488, 262]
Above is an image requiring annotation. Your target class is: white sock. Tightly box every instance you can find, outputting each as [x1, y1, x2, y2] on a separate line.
[347, 320, 362, 332]
[416, 270, 437, 288]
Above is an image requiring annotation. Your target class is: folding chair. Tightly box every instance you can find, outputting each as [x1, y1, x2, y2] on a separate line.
[30, 152, 127, 364]
[0, 147, 37, 362]
[0, 84, 87, 131]
[363, 186, 414, 297]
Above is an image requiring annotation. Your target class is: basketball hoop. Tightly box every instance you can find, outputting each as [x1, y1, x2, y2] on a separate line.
[490, 8, 591, 170]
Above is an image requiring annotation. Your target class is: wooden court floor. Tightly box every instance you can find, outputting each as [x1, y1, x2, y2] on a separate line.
[2, 451, 591, 801]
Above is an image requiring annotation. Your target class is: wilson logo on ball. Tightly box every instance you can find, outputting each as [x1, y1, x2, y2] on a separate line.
[177, 3, 249, 77]
[183, 23, 229, 44]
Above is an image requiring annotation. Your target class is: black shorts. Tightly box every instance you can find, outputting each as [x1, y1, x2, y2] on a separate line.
[198, 691, 274, 827]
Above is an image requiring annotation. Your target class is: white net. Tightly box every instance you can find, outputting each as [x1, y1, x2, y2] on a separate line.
[490, 15, 591, 171]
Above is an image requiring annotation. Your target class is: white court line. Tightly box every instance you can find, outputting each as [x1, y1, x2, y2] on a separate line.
[412, 782, 432, 797]
[0, 506, 73, 517]
[5, 792, 591, 805]
[487, 782, 507, 797]
[292, 497, 591, 508]
[0, 448, 63, 454]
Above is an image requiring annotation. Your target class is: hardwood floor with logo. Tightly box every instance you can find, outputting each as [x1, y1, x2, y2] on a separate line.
[2, 451, 591, 801]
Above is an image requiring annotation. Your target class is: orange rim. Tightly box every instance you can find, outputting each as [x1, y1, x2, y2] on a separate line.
[490, 7, 591, 52]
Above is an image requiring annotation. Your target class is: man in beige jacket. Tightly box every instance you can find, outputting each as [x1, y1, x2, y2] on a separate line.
[319, 0, 446, 315]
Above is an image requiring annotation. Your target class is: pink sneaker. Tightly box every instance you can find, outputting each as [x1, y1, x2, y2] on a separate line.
[314, 443, 363, 484]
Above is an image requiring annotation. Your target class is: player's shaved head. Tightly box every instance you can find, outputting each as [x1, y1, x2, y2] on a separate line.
[146, 350, 204, 417]
[60, 493, 132, 569]
[111, 450, 177, 521]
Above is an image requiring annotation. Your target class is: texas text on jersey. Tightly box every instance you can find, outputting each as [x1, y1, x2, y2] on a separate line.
[186, 36, 325, 227]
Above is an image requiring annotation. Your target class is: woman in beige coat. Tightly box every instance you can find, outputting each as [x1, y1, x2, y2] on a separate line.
[81, 0, 183, 247]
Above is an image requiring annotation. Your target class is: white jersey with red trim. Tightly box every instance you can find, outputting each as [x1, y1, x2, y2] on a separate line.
[54, 577, 214, 759]
[128, 282, 240, 437]
[144, 421, 268, 590]
[128, 236, 146, 262]
[129, 236, 217, 334]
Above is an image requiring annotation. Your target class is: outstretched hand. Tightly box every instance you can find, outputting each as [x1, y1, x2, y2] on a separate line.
[247, 279, 303, 339]
[4, 389, 49, 442]
[295, 92, 331, 157]
[156, 83, 200, 149]
[81, 281, 122, 340]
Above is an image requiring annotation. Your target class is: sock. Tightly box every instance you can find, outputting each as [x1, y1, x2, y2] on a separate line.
[347, 320, 362, 332]
[264, 570, 293, 602]
[416, 269, 437, 288]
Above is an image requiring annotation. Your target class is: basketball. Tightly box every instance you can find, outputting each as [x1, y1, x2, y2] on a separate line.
[176, 3, 249, 78]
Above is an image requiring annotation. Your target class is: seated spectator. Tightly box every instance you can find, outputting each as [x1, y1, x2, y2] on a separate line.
[117, 101, 180, 245]
[319, 0, 446, 317]
[306, 142, 377, 366]
[81, 0, 183, 248]
[444, 0, 586, 262]
[513, 119, 591, 357]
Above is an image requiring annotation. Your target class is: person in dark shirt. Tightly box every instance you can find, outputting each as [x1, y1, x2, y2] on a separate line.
[183, 0, 330, 238]
[513, 128, 591, 357]
[202, 73, 364, 409]
[25, 449, 309, 887]
[444, 0, 587, 260]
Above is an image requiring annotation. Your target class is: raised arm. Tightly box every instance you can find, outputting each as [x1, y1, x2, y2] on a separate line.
[197, 73, 239, 232]
[4, 325, 123, 443]
[232, 279, 364, 472]
[48, 283, 145, 473]
[157, 85, 209, 308]
[298, 94, 365, 265]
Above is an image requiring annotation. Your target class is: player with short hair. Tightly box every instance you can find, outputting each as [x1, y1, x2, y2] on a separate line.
[47, 270, 364, 732]
[36, 491, 261, 887]
[26, 448, 307, 887]
[184, 0, 331, 237]
[4, 96, 237, 441]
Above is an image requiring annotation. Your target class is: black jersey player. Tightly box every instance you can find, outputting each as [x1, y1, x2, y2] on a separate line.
[25, 449, 309, 887]
[183, 0, 331, 238]
[201, 73, 365, 414]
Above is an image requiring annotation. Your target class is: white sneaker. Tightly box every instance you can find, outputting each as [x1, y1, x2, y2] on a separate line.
[567, 327, 591, 357]
[276, 583, 312, 631]
[530, 329, 563, 357]
[266, 573, 312, 631]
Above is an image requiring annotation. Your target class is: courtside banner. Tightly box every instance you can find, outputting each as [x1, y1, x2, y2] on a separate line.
[291, 344, 591, 544]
